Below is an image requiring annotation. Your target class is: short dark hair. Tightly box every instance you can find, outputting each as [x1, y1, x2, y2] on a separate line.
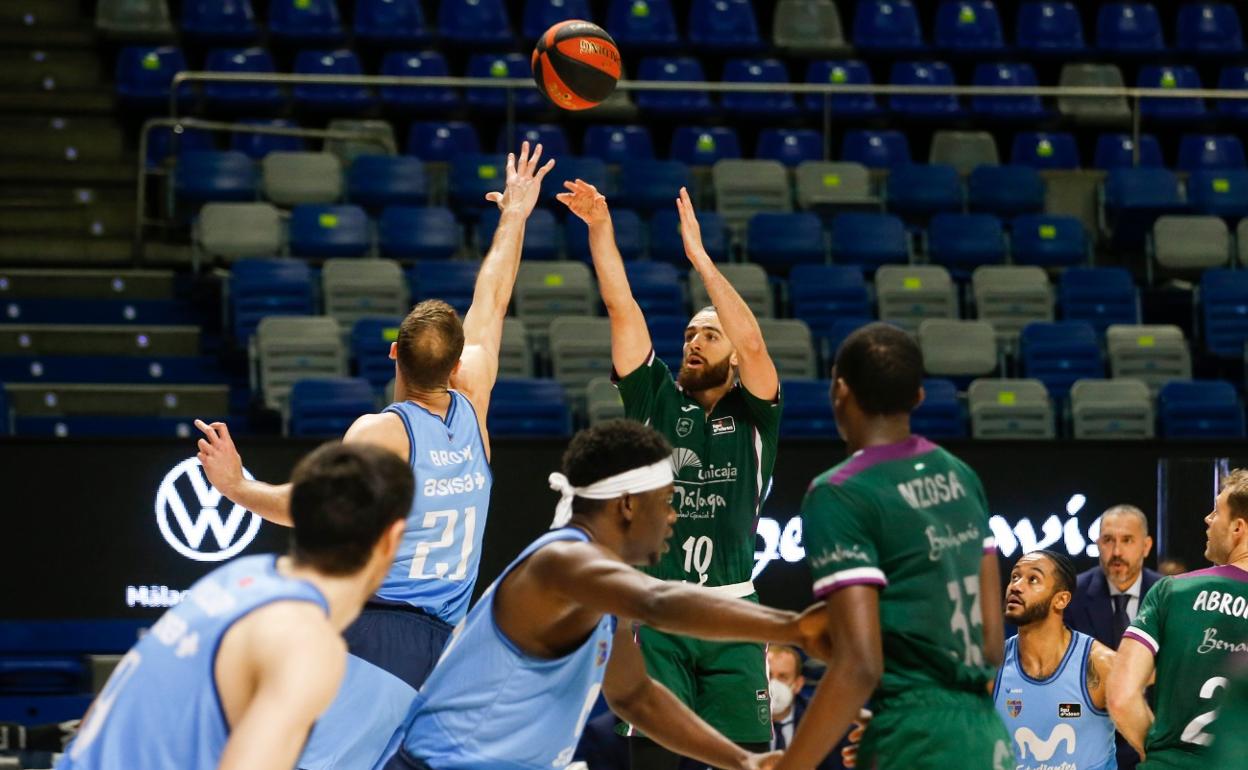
[1034, 549, 1077, 595]
[833, 322, 924, 416]
[396, 299, 465, 391]
[289, 442, 414, 575]
[562, 420, 672, 513]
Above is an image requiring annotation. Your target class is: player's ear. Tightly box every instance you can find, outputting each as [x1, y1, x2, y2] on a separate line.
[618, 493, 635, 525]
[1144, 534, 1154, 557]
[1054, 590, 1072, 612]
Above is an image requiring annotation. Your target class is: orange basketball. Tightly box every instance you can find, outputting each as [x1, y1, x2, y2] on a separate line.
[531, 20, 621, 111]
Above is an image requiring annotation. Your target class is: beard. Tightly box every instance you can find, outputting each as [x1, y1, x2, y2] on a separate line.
[677, 355, 733, 392]
[1008, 594, 1053, 627]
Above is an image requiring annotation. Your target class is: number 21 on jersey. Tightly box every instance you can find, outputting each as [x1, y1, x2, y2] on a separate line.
[410, 506, 477, 580]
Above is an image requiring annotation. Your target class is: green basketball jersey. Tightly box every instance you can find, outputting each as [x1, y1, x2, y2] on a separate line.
[1123, 565, 1248, 769]
[801, 436, 997, 705]
[1207, 663, 1248, 766]
[615, 351, 781, 587]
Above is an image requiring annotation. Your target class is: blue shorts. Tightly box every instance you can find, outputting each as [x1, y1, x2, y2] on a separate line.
[379, 747, 434, 770]
[344, 601, 455, 690]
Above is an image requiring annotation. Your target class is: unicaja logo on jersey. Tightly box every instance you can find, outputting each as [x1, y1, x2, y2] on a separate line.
[155, 458, 260, 562]
[670, 448, 702, 474]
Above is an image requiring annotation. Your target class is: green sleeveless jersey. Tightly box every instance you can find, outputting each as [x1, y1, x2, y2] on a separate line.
[800, 436, 997, 706]
[615, 351, 781, 588]
[1123, 565, 1248, 769]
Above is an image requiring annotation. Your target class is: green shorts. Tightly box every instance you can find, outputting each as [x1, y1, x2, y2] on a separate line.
[1139, 749, 1205, 770]
[858, 689, 1015, 770]
[625, 624, 771, 744]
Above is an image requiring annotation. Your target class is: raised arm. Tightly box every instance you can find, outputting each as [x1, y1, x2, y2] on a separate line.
[979, 551, 1005, 667]
[195, 420, 292, 526]
[675, 187, 779, 400]
[1107, 636, 1156, 756]
[603, 624, 780, 770]
[557, 179, 652, 376]
[452, 141, 555, 426]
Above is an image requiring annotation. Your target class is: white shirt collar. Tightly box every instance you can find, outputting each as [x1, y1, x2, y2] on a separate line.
[1108, 571, 1143, 599]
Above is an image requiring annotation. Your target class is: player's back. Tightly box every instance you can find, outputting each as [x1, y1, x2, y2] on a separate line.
[381, 392, 492, 624]
[1124, 565, 1248, 769]
[58, 555, 328, 770]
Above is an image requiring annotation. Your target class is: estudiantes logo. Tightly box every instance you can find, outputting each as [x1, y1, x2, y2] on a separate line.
[155, 458, 260, 562]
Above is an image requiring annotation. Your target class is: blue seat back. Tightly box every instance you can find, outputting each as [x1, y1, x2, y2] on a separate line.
[289, 204, 370, 258]
[355, 0, 430, 42]
[780, 379, 836, 437]
[116, 45, 187, 102]
[1057, 267, 1139, 333]
[756, 129, 821, 167]
[968, 165, 1044, 217]
[606, 0, 679, 46]
[829, 212, 908, 269]
[1015, 1, 1085, 53]
[747, 212, 825, 272]
[1097, 2, 1164, 52]
[1201, 269, 1248, 358]
[289, 377, 376, 437]
[523, 0, 593, 40]
[650, 209, 727, 263]
[496, 123, 569, 157]
[1158, 381, 1246, 438]
[623, 261, 684, 315]
[1217, 66, 1248, 118]
[583, 125, 655, 163]
[890, 61, 961, 116]
[349, 317, 403, 389]
[912, 377, 967, 438]
[669, 126, 741, 166]
[689, 0, 760, 48]
[147, 126, 215, 169]
[293, 49, 371, 107]
[789, 266, 872, 350]
[566, 209, 644, 263]
[488, 379, 572, 436]
[408, 261, 478, 315]
[1011, 131, 1079, 169]
[804, 60, 881, 115]
[448, 154, 507, 209]
[1104, 167, 1183, 210]
[269, 0, 343, 42]
[476, 207, 559, 260]
[927, 213, 1006, 268]
[1178, 134, 1246, 172]
[182, 0, 256, 39]
[841, 129, 910, 169]
[406, 121, 480, 162]
[439, 0, 512, 42]
[1178, 3, 1243, 53]
[203, 47, 280, 106]
[1094, 133, 1164, 169]
[379, 206, 459, 260]
[853, 0, 924, 52]
[1138, 66, 1206, 119]
[646, 315, 689, 364]
[1011, 214, 1087, 267]
[1188, 170, 1248, 219]
[466, 54, 542, 110]
[230, 119, 304, 159]
[616, 159, 692, 214]
[936, 1, 1005, 51]
[636, 57, 713, 112]
[175, 150, 258, 203]
[885, 164, 963, 217]
[543, 157, 609, 206]
[348, 156, 428, 209]
[381, 51, 456, 107]
[1019, 321, 1103, 397]
[972, 62, 1044, 118]
[230, 258, 316, 341]
[722, 58, 795, 113]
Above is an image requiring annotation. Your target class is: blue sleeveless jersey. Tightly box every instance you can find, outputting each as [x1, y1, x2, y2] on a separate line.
[397, 527, 617, 770]
[994, 630, 1116, 770]
[58, 555, 328, 770]
[381, 393, 492, 624]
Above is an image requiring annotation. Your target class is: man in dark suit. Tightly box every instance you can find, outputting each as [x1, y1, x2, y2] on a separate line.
[764, 646, 843, 770]
[1065, 504, 1161, 770]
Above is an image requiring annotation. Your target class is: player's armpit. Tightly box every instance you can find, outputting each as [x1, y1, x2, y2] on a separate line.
[1106, 636, 1156, 756]
[1086, 641, 1116, 711]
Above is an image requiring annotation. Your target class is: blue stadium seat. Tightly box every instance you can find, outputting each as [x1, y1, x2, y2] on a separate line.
[489, 379, 572, 436]
[203, 48, 281, 112]
[115, 46, 189, 108]
[780, 379, 836, 437]
[355, 0, 431, 45]
[853, 0, 925, 53]
[230, 258, 316, 341]
[756, 129, 822, 167]
[818, 317, 875, 362]
[14, 416, 225, 438]
[350, 317, 402, 389]
[635, 57, 713, 114]
[523, 0, 593, 40]
[746, 213, 825, 273]
[972, 63, 1047, 121]
[829, 212, 909, 270]
[406, 121, 480, 161]
[788, 265, 872, 354]
[476, 207, 559, 260]
[1057, 267, 1140, 333]
[1011, 214, 1088, 268]
[1019, 321, 1103, 399]
[1176, 3, 1242, 55]
[804, 60, 882, 117]
[647, 314, 689, 364]
[566, 208, 645, 262]
[722, 58, 797, 115]
[1015, 1, 1085, 55]
[174, 151, 258, 204]
[606, 0, 679, 48]
[288, 378, 375, 437]
[269, 0, 343, 44]
[1010, 131, 1079, 169]
[1178, 135, 1246, 172]
[912, 377, 967, 438]
[841, 129, 911, 169]
[1200, 269, 1248, 359]
[927, 213, 1007, 270]
[1217, 67, 1248, 121]
[623, 261, 685, 315]
[408, 261, 478, 314]
[439, 0, 512, 44]
[347, 156, 428, 209]
[0, 299, 199, 326]
[543, 157, 609, 206]
[147, 126, 215, 169]
[1094, 133, 1164, 169]
[379, 206, 459, 260]
[380, 51, 458, 110]
[1097, 2, 1164, 53]
[617, 160, 692, 214]
[1158, 381, 1245, 439]
[230, 119, 304, 160]
[889, 61, 961, 118]
[292, 50, 373, 113]
[448, 153, 507, 209]
[583, 125, 655, 164]
[935, 1, 1005, 52]
[670, 126, 741, 166]
[688, 0, 761, 50]
[1138, 66, 1205, 121]
[968, 165, 1044, 217]
[466, 54, 542, 112]
[1103, 168, 1188, 250]
[496, 123, 569, 157]
[885, 164, 963, 219]
[289, 204, 371, 258]
[1188, 170, 1248, 219]
[650, 209, 727, 263]
[182, 0, 257, 42]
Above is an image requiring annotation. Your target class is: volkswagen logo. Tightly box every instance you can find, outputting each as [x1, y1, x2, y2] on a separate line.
[155, 458, 260, 562]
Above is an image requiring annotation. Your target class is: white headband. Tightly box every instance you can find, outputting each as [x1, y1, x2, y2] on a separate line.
[547, 459, 675, 529]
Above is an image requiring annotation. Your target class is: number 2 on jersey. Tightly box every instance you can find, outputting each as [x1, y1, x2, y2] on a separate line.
[410, 506, 476, 580]
[947, 575, 985, 666]
[1180, 676, 1228, 746]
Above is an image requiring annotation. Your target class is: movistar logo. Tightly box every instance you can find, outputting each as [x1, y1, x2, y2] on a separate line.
[1014, 724, 1076, 762]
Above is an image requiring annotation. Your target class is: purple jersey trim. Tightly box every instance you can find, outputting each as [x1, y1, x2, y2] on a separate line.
[1175, 564, 1248, 583]
[825, 435, 939, 487]
[813, 577, 888, 599]
[1122, 629, 1158, 655]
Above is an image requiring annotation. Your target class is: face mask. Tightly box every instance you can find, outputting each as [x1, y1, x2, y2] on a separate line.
[768, 677, 794, 717]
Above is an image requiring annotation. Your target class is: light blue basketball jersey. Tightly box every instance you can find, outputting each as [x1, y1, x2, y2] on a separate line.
[994, 630, 1116, 770]
[381, 393, 492, 624]
[296, 654, 417, 770]
[58, 555, 328, 770]
[396, 527, 617, 770]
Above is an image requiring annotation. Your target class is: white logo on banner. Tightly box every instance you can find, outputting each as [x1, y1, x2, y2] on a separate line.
[155, 458, 260, 562]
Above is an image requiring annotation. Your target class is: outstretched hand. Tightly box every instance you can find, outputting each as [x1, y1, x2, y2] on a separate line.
[674, 186, 711, 267]
[485, 140, 555, 217]
[194, 419, 244, 497]
[841, 710, 873, 768]
[556, 179, 610, 226]
[744, 750, 784, 770]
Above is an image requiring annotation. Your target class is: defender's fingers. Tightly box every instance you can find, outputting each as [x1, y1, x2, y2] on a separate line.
[517, 141, 530, 169]
[534, 157, 555, 180]
[527, 142, 544, 173]
[194, 419, 218, 439]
